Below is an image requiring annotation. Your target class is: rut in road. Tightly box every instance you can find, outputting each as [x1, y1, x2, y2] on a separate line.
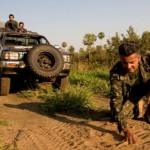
[0, 94, 150, 150]
[1, 122, 97, 150]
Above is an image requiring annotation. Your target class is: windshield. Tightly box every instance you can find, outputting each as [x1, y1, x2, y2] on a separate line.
[4, 34, 49, 46]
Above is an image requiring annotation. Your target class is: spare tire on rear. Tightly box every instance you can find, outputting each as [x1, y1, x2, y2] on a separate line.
[27, 44, 64, 79]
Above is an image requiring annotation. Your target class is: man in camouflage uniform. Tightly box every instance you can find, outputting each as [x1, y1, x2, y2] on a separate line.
[5, 14, 18, 31]
[17, 22, 27, 33]
[110, 41, 150, 144]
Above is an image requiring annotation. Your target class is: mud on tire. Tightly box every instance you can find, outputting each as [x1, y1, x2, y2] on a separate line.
[27, 44, 64, 79]
[0, 77, 10, 95]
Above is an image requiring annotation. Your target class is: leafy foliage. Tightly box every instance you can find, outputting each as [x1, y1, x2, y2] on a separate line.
[17, 89, 35, 98]
[69, 68, 110, 97]
[43, 85, 94, 114]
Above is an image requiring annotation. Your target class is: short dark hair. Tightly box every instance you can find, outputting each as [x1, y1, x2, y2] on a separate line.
[118, 41, 140, 56]
[9, 14, 14, 18]
[19, 22, 24, 25]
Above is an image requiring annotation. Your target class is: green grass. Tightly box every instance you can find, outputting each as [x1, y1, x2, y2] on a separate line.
[69, 68, 110, 97]
[0, 120, 9, 126]
[40, 84, 111, 120]
[17, 66, 111, 118]
[17, 89, 35, 98]
[42, 85, 95, 114]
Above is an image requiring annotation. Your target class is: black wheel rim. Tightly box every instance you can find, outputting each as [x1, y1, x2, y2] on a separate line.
[37, 52, 55, 70]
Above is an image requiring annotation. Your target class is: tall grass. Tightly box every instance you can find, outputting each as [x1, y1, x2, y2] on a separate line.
[18, 66, 110, 116]
[42, 85, 95, 114]
[69, 68, 110, 97]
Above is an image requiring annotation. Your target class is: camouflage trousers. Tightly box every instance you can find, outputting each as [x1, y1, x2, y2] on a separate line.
[117, 81, 150, 132]
[117, 100, 135, 132]
[117, 100, 150, 132]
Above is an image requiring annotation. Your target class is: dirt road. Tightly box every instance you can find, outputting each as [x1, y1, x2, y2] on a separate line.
[0, 94, 149, 150]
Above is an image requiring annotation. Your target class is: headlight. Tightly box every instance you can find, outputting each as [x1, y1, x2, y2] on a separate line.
[3, 52, 20, 60]
[63, 55, 70, 62]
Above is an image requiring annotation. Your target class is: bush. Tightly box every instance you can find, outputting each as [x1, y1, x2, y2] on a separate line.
[43, 85, 94, 114]
[17, 89, 35, 98]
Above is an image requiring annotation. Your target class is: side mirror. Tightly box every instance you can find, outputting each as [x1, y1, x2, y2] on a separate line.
[54, 45, 60, 49]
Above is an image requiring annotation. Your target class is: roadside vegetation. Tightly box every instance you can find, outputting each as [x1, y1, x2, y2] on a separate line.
[19, 66, 110, 119]
[19, 25, 150, 117]
[69, 68, 110, 97]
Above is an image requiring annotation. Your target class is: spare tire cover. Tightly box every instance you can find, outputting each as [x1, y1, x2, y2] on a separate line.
[27, 44, 64, 78]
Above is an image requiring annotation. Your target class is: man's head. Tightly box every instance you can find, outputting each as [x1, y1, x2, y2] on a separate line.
[9, 14, 14, 21]
[19, 22, 24, 28]
[119, 41, 141, 73]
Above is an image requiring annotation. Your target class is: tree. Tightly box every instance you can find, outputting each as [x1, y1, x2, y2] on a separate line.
[121, 26, 139, 42]
[106, 32, 121, 65]
[140, 31, 150, 53]
[107, 32, 121, 51]
[98, 32, 105, 46]
[79, 47, 84, 53]
[83, 34, 97, 64]
[68, 45, 75, 54]
[78, 48, 86, 62]
[62, 42, 67, 48]
[83, 33, 97, 50]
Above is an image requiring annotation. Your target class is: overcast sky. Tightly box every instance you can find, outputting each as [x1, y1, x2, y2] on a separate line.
[1, 0, 150, 51]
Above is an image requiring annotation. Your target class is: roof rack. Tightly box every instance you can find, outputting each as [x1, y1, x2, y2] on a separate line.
[0, 28, 38, 35]
[26, 30, 38, 35]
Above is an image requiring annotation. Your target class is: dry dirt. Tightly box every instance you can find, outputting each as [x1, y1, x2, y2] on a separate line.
[0, 94, 149, 150]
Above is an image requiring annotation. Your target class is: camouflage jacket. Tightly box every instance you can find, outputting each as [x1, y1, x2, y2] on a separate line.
[5, 20, 18, 30]
[110, 54, 150, 116]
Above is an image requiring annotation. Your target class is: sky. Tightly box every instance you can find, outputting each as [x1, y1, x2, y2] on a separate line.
[1, 0, 150, 51]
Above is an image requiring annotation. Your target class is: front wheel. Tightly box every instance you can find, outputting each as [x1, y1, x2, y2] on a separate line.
[0, 77, 11, 95]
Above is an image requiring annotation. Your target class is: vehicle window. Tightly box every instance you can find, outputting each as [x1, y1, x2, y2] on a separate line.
[5, 35, 39, 46]
[28, 39, 38, 45]
[4, 35, 49, 46]
[40, 37, 48, 44]
[5, 37, 18, 45]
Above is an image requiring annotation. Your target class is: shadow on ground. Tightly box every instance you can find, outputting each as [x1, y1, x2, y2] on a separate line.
[4, 101, 111, 121]
[4, 101, 123, 142]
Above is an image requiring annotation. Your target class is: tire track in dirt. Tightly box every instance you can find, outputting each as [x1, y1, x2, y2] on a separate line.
[0, 94, 150, 150]
[134, 126, 150, 150]
[1, 117, 150, 150]
[4, 122, 95, 150]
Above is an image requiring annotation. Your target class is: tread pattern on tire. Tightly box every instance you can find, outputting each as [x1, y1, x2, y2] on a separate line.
[27, 44, 64, 79]
[0, 77, 10, 95]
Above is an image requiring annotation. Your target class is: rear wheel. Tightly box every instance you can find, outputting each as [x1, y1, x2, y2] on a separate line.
[0, 77, 11, 95]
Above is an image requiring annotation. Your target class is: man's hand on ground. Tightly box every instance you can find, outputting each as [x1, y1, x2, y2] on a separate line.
[123, 128, 137, 144]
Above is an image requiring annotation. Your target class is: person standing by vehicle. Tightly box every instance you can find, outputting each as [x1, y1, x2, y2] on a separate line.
[110, 41, 150, 144]
[5, 14, 18, 31]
